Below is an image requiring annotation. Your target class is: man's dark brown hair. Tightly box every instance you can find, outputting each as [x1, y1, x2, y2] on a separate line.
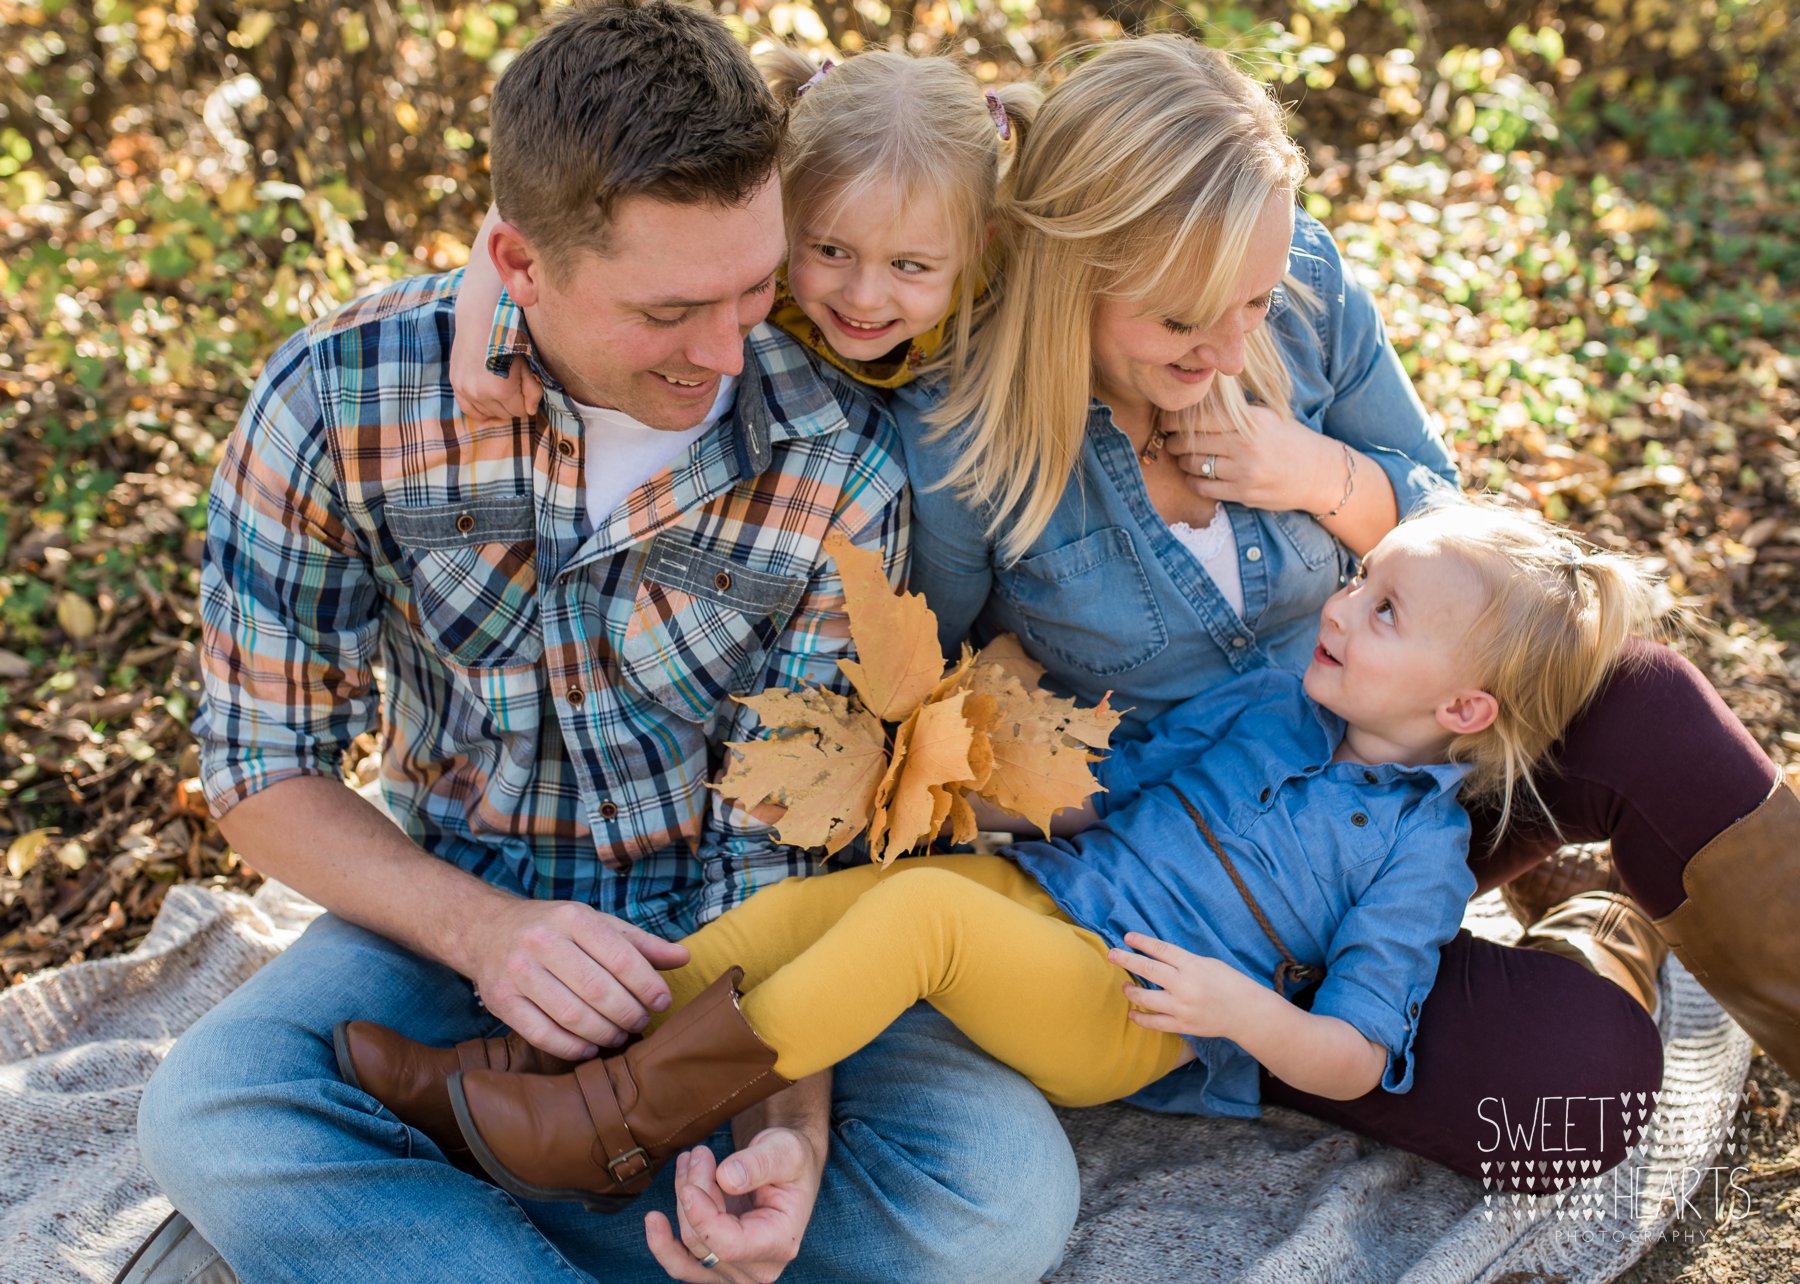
[488, 0, 783, 274]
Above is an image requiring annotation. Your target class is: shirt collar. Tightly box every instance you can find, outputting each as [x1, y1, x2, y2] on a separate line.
[1300, 693, 1470, 796]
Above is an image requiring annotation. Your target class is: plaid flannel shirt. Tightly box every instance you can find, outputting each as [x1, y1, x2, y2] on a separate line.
[194, 271, 908, 936]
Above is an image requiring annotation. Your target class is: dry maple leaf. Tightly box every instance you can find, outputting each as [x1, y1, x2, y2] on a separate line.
[957, 641, 1120, 835]
[973, 633, 1044, 690]
[867, 692, 978, 865]
[714, 687, 888, 856]
[980, 702, 1104, 837]
[825, 532, 944, 722]
[720, 585, 1115, 859]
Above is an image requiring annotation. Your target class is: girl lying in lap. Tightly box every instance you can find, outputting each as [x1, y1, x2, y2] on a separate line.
[337, 499, 1658, 1208]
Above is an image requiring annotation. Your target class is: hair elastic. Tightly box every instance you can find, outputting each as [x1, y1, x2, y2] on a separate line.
[985, 90, 1011, 141]
[795, 58, 835, 98]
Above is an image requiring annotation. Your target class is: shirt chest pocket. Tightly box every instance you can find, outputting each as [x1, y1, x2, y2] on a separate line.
[617, 537, 807, 724]
[388, 495, 542, 671]
[994, 526, 1168, 677]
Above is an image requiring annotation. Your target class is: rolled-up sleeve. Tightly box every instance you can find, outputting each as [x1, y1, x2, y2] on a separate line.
[1308, 807, 1475, 1093]
[191, 330, 381, 817]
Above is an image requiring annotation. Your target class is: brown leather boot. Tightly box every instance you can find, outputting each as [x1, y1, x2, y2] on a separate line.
[1499, 843, 1621, 927]
[1655, 780, 1800, 1076]
[333, 1021, 578, 1172]
[1517, 891, 1668, 1016]
[448, 968, 790, 1209]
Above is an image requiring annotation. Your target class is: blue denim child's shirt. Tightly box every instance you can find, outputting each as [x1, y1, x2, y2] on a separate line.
[892, 210, 1461, 734]
[1010, 668, 1475, 1117]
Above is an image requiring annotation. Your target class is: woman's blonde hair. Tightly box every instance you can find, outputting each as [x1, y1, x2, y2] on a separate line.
[1407, 498, 1663, 839]
[757, 45, 1039, 353]
[928, 35, 1309, 563]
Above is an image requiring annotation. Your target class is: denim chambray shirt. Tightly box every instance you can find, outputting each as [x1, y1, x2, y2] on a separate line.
[893, 209, 1461, 735]
[1010, 668, 1474, 1117]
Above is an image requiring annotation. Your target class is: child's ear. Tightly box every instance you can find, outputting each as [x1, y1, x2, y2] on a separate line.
[486, 221, 547, 307]
[1436, 689, 1498, 737]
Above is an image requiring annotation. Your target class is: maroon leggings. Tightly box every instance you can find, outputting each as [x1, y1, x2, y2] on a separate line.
[1265, 640, 1778, 1192]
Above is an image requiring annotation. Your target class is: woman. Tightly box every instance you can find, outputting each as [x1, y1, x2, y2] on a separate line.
[895, 35, 1795, 1188]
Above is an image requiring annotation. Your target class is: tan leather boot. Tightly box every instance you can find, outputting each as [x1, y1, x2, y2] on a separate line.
[1517, 891, 1668, 1017]
[1500, 843, 1621, 927]
[449, 968, 790, 1209]
[333, 1021, 578, 1171]
[1654, 780, 1800, 1076]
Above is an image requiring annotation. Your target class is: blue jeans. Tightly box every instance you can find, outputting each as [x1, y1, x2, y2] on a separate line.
[137, 913, 1079, 1282]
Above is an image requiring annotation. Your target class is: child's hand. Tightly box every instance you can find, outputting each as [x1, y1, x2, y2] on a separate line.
[451, 201, 543, 427]
[450, 338, 542, 426]
[1109, 931, 1261, 1041]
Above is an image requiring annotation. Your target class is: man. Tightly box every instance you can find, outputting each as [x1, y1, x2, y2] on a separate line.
[131, 3, 1077, 1280]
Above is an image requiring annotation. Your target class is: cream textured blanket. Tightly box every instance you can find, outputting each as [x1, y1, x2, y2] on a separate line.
[0, 883, 1751, 1284]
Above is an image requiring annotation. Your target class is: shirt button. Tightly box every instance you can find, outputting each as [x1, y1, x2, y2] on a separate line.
[1410, 1001, 1421, 1017]
[714, 570, 733, 592]
[556, 437, 575, 458]
[566, 686, 584, 706]
[1363, 770, 1379, 784]
[1351, 812, 1369, 827]
[1259, 787, 1271, 803]
[599, 801, 619, 821]
[455, 513, 476, 534]
[1230, 637, 1247, 649]
[1245, 546, 1262, 562]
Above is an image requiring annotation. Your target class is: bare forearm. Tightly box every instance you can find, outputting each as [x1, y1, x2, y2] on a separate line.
[1314, 444, 1398, 558]
[1224, 985, 1385, 1100]
[216, 773, 513, 977]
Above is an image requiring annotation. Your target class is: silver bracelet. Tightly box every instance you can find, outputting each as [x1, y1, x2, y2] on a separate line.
[1310, 442, 1357, 521]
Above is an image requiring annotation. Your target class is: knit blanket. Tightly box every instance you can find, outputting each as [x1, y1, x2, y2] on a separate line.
[0, 883, 1751, 1284]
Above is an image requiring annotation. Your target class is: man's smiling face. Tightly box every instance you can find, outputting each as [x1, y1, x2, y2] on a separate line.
[499, 177, 788, 429]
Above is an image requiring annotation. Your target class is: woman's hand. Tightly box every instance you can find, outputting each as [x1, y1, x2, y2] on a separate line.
[1165, 404, 1345, 515]
[1166, 404, 1400, 556]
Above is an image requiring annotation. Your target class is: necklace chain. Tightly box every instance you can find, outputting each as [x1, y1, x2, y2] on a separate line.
[1138, 415, 1169, 464]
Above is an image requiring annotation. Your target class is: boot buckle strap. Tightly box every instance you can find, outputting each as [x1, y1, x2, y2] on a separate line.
[575, 1063, 649, 1187]
[607, 1146, 649, 1183]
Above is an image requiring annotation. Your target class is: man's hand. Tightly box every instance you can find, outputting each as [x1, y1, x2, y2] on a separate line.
[462, 897, 690, 1059]
[644, 1128, 825, 1283]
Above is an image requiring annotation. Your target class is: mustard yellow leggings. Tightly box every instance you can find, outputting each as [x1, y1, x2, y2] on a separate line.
[657, 854, 1190, 1108]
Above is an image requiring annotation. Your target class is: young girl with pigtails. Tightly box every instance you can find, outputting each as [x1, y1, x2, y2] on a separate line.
[450, 47, 1039, 417]
[338, 497, 1670, 1208]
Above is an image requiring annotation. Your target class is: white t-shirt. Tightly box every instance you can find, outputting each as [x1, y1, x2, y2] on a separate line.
[1168, 503, 1246, 618]
[573, 376, 736, 531]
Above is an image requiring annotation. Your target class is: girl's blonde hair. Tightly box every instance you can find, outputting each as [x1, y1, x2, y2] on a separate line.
[928, 36, 1310, 563]
[757, 45, 1039, 354]
[1409, 499, 1663, 839]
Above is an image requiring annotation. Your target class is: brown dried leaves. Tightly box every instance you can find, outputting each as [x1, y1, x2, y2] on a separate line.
[715, 536, 1119, 864]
